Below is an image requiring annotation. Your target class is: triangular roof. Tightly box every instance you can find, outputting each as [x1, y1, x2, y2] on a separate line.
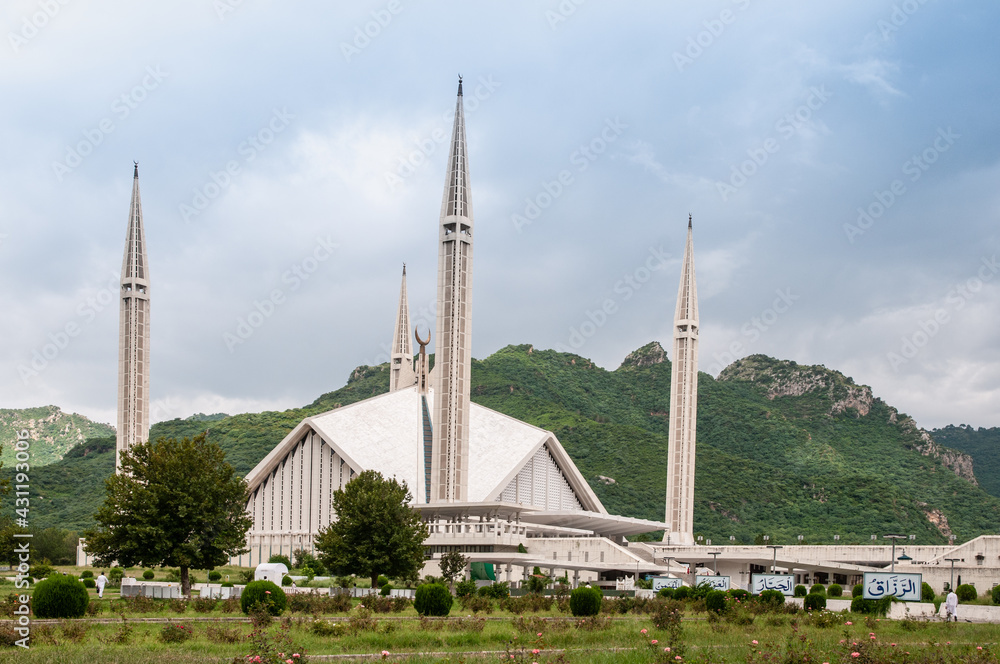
[244, 386, 604, 513]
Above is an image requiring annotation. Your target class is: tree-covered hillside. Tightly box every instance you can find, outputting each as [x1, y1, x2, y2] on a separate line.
[931, 424, 1000, 499]
[0, 406, 115, 467]
[6, 344, 999, 544]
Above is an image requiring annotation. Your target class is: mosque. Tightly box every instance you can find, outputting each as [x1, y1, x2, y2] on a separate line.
[85, 79, 999, 595]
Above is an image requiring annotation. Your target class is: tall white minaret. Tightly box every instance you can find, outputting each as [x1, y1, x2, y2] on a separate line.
[431, 77, 474, 503]
[116, 162, 151, 472]
[389, 264, 417, 392]
[664, 215, 699, 545]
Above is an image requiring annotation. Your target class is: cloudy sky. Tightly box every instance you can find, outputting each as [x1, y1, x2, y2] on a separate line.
[2, 0, 998, 432]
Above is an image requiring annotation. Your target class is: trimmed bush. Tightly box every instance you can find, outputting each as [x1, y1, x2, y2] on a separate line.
[758, 589, 785, 607]
[142, 570, 155, 580]
[240, 580, 287, 616]
[810, 584, 825, 595]
[82, 578, 96, 588]
[921, 582, 934, 602]
[281, 575, 293, 587]
[852, 584, 863, 598]
[380, 583, 393, 596]
[209, 570, 222, 582]
[479, 582, 510, 599]
[455, 580, 477, 598]
[991, 585, 1000, 605]
[673, 585, 690, 600]
[414, 583, 453, 616]
[268, 554, 291, 567]
[793, 584, 807, 597]
[28, 564, 54, 579]
[221, 582, 234, 588]
[32, 575, 90, 619]
[569, 586, 603, 617]
[804, 593, 826, 611]
[956, 584, 977, 602]
[657, 587, 675, 599]
[80, 571, 94, 579]
[705, 589, 727, 613]
[728, 588, 750, 601]
[827, 584, 843, 597]
[851, 596, 890, 616]
[376, 575, 389, 588]
[109, 568, 124, 586]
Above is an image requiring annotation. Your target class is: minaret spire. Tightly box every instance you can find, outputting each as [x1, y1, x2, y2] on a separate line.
[431, 79, 475, 503]
[664, 217, 699, 545]
[389, 264, 417, 392]
[117, 163, 151, 472]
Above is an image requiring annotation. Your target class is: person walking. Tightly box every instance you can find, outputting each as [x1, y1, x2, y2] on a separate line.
[96, 571, 109, 599]
[945, 589, 958, 622]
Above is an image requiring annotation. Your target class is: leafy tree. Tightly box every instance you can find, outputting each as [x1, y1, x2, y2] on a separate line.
[439, 550, 469, 589]
[314, 470, 426, 589]
[268, 554, 291, 568]
[82, 434, 252, 596]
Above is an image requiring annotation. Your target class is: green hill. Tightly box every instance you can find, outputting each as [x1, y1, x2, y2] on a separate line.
[0, 406, 115, 467]
[6, 344, 1000, 544]
[930, 424, 1000, 499]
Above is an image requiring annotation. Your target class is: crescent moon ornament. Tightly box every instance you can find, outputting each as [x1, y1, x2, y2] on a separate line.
[414, 326, 430, 347]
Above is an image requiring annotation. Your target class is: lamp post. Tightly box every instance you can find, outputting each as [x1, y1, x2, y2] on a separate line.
[883, 535, 906, 573]
[708, 551, 722, 574]
[766, 545, 783, 574]
[944, 558, 960, 591]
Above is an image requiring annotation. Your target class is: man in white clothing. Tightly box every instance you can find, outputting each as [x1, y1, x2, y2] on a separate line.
[945, 590, 958, 622]
[96, 571, 109, 599]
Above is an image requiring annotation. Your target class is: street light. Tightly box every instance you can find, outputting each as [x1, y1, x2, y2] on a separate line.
[944, 558, 960, 591]
[883, 535, 906, 572]
[766, 545, 783, 574]
[708, 551, 722, 574]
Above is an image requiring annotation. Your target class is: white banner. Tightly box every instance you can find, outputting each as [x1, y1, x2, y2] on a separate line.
[695, 575, 730, 591]
[751, 574, 795, 595]
[862, 572, 921, 601]
[651, 576, 683, 591]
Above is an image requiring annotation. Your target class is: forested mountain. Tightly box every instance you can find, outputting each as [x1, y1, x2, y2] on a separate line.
[0, 406, 115, 467]
[930, 424, 1000, 499]
[6, 344, 999, 544]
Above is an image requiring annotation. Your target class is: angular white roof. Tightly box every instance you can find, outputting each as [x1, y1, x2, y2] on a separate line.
[244, 385, 605, 513]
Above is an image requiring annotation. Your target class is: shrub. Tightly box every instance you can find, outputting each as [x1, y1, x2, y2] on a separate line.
[206, 625, 242, 644]
[956, 584, 977, 602]
[850, 596, 891, 616]
[810, 584, 825, 595]
[828, 584, 843, 597]
[108, 567, 124, 586]
[208, 570, 222, 582]
[414, 583, 453, 616]
[32, 575, 89, 619]
[192, 597, 217, 613]
[142, 570, 155, 580]
[80, 571, 94, 579]
[728, 588, 749, 601]
[82, 578, 96, 588]
[673, 585, 690, 600]
[455, 580, 477, 598]
[376, 575, 389, 588]
[657, 587, 675, 599]
[793, 584, 807, 597]
[852, 584, 863, 598]
[922, 582, 935, 602]
[991, 585, 1000, 605]
[281, 575, 293, 587]
[569, 586, 603, 617]
[268, 554, 292, 567]
[704, 589, 727, 614]
[28, 564, 54, 579]
[380, 583, 393, 596]
[459, 594, 494, 614]
[221, 582, 234, 588]
[804, 593, 827, 611]
[159, 623, 193, 643]
[479, 582, 510, 599]
[759, 589, 785, 605]
[240, 580, 287, 616]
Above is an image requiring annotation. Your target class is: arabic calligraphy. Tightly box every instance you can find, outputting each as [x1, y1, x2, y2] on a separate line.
[863, 573, 921, 601]
[751, 574, 794, 595]
[696, 575, 730, 591]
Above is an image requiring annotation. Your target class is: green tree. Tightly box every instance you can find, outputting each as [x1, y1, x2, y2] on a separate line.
[314, 470, 426, 589]
[439, 550, 469, 589]
[82, 434, 252, 596]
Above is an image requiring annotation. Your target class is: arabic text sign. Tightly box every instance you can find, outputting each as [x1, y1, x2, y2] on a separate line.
[695, 575, 730, 591]
[751, 574, 794, 595]
[863, 572, 921, 602]
[651, 576, 683, 591]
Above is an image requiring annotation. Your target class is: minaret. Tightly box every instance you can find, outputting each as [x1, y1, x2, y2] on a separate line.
[116, 162, 151, 472]
[664, 215, 699, 545]
[389, 264, 417, 392]
[431, 77, 474, 503]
